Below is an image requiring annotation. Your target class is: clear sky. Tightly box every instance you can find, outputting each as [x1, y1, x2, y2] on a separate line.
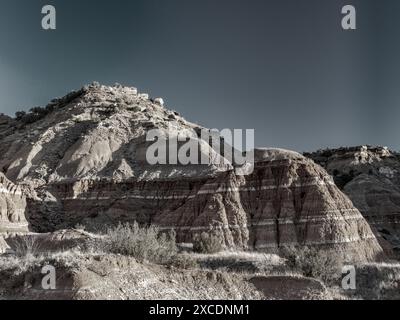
[0, 0, 398, 152]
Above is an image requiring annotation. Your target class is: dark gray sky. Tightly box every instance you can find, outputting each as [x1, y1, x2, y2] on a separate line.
[0, 0, 398, 152]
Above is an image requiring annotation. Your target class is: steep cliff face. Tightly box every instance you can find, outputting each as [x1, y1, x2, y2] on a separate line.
[241, 149, 382, 260]
[305, 146, 400, 254]
[0, 84, 384, 261]
[45, 172, 250, 248]
[0, 173, 28, 233]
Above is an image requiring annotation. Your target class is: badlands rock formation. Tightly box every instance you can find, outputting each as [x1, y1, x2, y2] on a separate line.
[0, 172, 28, 234]
[241, 149, 382, 260]
[0, 84, 383, 261]
[305, 146, 400, 254]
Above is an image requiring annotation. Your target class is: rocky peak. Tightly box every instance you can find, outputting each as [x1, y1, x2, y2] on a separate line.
[0, 83, 207, 184]
[13, 83, 176, 127]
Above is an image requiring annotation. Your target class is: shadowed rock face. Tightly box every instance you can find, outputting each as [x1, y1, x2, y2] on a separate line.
[0, 173, 28, 234]
[305, 146, 400, 254]
[0, 84, 383, 261]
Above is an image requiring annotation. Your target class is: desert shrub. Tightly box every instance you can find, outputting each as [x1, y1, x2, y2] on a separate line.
[103, 222, 177, 264]
[333, 170, 357, 189]
[195, 252, 284, 273]
[351, 263, 400, 300]
[193, 232, 224, 254]
[169, 253, 199, 269]
[15, 111, 26, 120]
[281, 246, 343, 284]
[29, 106, 46, 115]
[15, 106, 53, 124]
[74, 223, 86, 231]
[12, 236, 42, 258]
[21, 113, 41, 124]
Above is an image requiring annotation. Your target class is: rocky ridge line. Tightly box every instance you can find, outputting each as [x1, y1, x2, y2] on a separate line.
[0, 84, 384, 262]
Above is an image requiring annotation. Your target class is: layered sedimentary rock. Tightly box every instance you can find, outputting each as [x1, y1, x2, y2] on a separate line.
[241, 149, 382, 260]
[305, 146, 400, 253]
[0, 84, 383, 261]
[0, 173, 28, 233]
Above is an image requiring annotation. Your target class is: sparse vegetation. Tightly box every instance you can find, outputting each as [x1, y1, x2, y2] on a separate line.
[74, 223, 86, 231]
[281, 246, 343, 284]
[3, 230, 400, 300]
[13, 88, 85, 126]
[352, 263, 400, 300]
[15, 111, 26, 121]
[169, 253, 199, 269]
[333, 170, 357, 189]
[15, 106, 52, 125]
[101, 222, 178, 264]
[195, 251, 284, 273]
[12, 235, 42, 258]
[193, 232, 224, 254]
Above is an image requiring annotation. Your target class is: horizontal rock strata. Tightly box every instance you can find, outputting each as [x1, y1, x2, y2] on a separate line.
[0, 84, 384, 261]
[305, 146, 400, 254]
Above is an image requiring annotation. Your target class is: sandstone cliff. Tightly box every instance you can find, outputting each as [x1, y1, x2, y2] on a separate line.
[0, 84, 383, 261]
[241, 149, 382, 260]
[305, 146, 400, 255]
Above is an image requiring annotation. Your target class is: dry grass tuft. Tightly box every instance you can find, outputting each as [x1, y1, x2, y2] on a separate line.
[12, 236, 42, 259]
[100, 222, 178, 264]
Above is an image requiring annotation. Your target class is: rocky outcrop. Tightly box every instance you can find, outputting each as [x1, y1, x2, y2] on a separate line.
[0, 173, 28, 233]
[240, 149, 382, 261]
[0, 236, 11, 254]
[305, 146, 400, 254]
[0, 84, 384, 261]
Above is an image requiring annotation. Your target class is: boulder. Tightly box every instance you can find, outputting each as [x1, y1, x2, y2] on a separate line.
[154, 98, 164, 107]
